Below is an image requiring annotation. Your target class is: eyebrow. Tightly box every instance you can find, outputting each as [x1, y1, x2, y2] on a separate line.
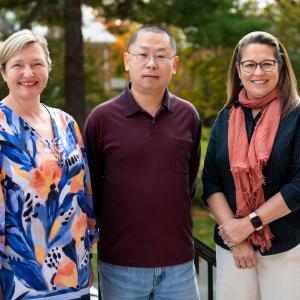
[10, 58, 45, 63]
[137, 46, 168, 52]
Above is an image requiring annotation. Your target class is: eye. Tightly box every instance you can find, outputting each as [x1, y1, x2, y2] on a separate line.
[138, 53, 147, 57]
[244, 62, 256, 68]
[12, 63, 21, 68]
[33, 62, 44, 67]
[261, 61, 274, 67]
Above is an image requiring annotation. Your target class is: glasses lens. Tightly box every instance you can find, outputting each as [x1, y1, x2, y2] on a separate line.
[242, 62, 256, 73]
[261, 60, 276, 72]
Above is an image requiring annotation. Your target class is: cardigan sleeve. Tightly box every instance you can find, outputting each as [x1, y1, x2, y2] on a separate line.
[279, 116, 300, 211]
[202, 114, 224, 204]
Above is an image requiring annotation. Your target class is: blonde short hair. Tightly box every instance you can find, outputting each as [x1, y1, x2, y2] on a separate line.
[0, 29, 52, 71]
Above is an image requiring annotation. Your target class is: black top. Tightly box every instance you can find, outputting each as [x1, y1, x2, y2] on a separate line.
[202, 103, 300, 255]
[83, 84, 201, 267]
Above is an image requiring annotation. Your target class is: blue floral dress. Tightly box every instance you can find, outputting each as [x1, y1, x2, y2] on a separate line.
[0, 103, 98, 300]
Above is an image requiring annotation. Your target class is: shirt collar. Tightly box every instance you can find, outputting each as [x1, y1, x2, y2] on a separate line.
[122, 82, 173, 117]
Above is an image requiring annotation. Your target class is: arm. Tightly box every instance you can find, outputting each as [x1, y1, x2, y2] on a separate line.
[220, 115, 300, 246]
[0, 151, 4, 270]
[82, 112, 104, 223]
[189, 113, 201, 197]
[220, 192, 291, 246]
[73, 120, 99, 245]
[208, 192, 257, 268]
[203, 115, 256, 268]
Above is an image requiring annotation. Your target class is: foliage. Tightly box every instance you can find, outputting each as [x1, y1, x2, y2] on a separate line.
[0, 0, 273, 125]
[263, 0, 300, 85]
[192, 208, 215, 249]
[97, 0, 270, 49]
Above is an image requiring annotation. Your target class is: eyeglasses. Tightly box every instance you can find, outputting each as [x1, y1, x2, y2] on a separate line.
[240, 59, 277, 73]
[127, 52, 175, 65]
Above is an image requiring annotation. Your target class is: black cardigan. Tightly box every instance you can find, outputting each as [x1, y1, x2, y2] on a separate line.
[202, 103, 300, 255]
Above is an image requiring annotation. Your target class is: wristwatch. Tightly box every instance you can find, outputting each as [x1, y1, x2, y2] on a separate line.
[249, 212, 263, 231]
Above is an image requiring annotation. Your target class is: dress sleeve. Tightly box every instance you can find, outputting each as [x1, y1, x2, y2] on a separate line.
[73, 120, 99, 246]
[0, 148, 4, 266]
[202, 115, 224, 204]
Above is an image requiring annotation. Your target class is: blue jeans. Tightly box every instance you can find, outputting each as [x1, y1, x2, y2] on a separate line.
[99, 260, 200, 300]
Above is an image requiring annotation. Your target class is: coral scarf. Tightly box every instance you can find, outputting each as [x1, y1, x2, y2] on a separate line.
[228, 88, 281, 252]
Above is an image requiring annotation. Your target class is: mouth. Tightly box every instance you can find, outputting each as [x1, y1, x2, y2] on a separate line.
[143, 74, 159, 79]
[19, 81, 38, 87]
[251, 80, 268, 84]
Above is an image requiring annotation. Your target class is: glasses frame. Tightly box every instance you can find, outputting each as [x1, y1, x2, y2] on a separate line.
[240, 59, 277, 73]
[127, 51, 175, 65]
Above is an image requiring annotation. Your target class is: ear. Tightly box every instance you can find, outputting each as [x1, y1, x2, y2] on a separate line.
[172, 56, 180, 74]
[124, 52, 130, 72]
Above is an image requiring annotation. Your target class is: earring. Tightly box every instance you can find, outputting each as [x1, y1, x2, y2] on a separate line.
[240, 81, 243, 86]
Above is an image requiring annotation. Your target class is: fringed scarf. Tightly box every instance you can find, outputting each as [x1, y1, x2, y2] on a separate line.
[228, 88, 281, 252]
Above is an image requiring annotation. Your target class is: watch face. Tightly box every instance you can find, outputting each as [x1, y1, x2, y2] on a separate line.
[251, 215, 263, 229]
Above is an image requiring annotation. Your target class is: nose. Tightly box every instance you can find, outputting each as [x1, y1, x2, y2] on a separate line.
[23, 65, 34, 77]
[145, 55, 158, 68]
[253, 64, 264, 75]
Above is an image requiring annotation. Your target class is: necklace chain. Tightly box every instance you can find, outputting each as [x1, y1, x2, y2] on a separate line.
[33, 128, 64, 167]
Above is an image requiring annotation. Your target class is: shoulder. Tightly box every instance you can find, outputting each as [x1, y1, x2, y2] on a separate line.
[87, 91, 124, 121]
[213, 107, 230, 125]
[45, 106, 75, 125]
[284, 104, 300, 120]
[170, 93, 198, 114]
[169, 93, 201, 127]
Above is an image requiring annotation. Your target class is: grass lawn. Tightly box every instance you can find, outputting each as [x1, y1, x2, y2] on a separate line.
[192, 207, 216, 249]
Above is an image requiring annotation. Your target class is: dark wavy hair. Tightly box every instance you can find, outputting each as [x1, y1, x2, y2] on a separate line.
[226, 31, 300, 117]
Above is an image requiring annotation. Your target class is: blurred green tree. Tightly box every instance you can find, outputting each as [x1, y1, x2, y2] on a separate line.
[0, 0, 272, 126]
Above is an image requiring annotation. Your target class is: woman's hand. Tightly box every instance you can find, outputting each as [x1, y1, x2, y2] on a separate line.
[231, 240, 257, 269]
[219, 217, 254, 247]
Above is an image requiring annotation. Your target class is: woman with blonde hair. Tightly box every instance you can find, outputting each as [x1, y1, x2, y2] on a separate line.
[0, 29, 98, 300]
[202, 31, 300, 300]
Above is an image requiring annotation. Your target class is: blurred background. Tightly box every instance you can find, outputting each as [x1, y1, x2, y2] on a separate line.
[1, 0, 299, 255]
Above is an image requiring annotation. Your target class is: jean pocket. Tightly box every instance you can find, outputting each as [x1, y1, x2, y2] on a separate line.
[169, 137, 193, 174]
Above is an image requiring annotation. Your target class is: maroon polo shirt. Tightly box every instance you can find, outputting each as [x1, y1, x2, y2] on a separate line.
[83, 84, 201, 267]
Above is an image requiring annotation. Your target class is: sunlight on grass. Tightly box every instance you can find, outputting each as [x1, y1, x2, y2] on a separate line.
[192, 208, 216, 249]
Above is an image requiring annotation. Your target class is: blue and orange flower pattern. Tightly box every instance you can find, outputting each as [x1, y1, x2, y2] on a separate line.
[0, 103, 98, 300]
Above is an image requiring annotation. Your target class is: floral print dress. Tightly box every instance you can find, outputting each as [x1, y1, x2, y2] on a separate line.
[0, 103, 98, 300]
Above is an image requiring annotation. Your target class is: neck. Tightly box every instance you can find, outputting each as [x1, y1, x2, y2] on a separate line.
[131, 86, 165, 117]
[3, 95, 42, 118]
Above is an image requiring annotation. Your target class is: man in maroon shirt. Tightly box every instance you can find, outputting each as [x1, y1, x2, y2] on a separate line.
[83, 26, 201, 300]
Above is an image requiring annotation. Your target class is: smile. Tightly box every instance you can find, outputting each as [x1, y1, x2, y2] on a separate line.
[251, 80, 268, 84]
[19, 81, 37, 86]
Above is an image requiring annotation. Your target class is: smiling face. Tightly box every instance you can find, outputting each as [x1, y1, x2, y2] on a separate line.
[1, 42, 49, 103]
[124, 31, 179, 95]
[237, 43, 280, 100]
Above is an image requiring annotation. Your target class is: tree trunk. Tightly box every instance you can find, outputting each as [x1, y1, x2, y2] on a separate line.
[64, 0, 86, 129]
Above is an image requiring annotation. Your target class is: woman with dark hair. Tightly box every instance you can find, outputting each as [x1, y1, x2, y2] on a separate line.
[202, 31, 300, 300]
